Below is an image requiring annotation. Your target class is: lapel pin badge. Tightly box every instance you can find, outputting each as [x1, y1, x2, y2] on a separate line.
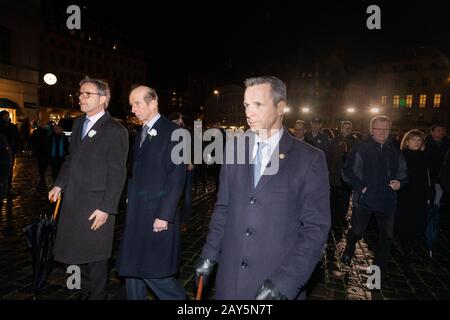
[279, 153, 285, 159]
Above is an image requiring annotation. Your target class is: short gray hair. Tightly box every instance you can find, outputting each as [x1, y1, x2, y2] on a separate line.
[79, 76, 111, 108]
[295, 119, 306, 127]
[341, 120, 352, 128]
[244, 76, 287, 105]
[369, 115, 392, 132]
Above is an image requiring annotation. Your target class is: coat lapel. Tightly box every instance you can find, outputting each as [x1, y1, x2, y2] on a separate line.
[254, 127, 293, 193]
[136, 116, 164, 157]
[79, 112, 110, 144]
[245, 133, 256, 192]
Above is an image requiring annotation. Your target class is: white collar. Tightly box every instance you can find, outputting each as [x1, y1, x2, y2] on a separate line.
[144, 113, 161, 129]
[253, 127, 284, 158]
[86, 109, 105, 124]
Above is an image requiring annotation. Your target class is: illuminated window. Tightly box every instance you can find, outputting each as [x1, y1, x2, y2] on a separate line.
[433, 94, 441, 108]
[381, 96, 387, 106]
[393, 96, 400, 108]
[406, 94, 413, 108]
[419, 94, 426, 108]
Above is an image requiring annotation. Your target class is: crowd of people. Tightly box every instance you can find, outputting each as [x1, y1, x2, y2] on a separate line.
[1, 75, 449, 300]
[293, 117, 450, 268]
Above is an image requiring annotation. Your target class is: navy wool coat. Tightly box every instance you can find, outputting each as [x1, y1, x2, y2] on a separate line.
[201, 129, 331, 299]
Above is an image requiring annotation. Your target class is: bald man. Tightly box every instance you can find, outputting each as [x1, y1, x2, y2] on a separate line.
[116, 86, 187, 300]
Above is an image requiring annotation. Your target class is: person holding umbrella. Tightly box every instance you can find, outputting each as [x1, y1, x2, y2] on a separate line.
[48, 76, 129, 300]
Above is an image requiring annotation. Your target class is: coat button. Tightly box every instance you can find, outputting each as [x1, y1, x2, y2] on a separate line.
[246, 228, 253, 236]
[250, 196, 256, 204]
[241, 260, 248, 269]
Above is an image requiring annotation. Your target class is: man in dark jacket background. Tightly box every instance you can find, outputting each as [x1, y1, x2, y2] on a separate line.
[304, 117, 330, 156]
[424, 124, 449, 210]
[0, 133, 12, 200]
[341, 116, 407, 277]
[328, 120, 359, 222]
[0, 110, 20, 197]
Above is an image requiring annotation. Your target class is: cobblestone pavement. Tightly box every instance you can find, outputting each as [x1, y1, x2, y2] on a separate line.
[1, 156, 449, 300]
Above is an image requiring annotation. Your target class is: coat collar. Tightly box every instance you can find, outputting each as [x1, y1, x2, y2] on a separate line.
[135, 115, 164, 156]
[79, 112, 110, 143]
[245, 126, 294, 193]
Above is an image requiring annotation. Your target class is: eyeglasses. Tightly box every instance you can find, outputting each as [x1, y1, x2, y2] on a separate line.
[78, 91, 101, 98]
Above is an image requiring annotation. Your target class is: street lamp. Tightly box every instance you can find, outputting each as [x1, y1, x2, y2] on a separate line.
[43, 73, 57, 86]
[301, 107, 310, 113]
[213, 90, 219, 104]
[347, 107, 355, 113]
[370, 107, 380, 114]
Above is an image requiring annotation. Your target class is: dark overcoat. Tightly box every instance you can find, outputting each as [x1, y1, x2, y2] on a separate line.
[116, 116, 186, 278]
[201, 129, 331, 299]
[54, 112, 129, 264]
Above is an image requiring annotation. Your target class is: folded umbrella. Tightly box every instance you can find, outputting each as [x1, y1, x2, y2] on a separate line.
[425, 202, 439, 257]
[23, 197, 61, 297]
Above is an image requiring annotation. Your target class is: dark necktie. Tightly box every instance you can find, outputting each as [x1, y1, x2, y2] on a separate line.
[140, 125, 149, 148]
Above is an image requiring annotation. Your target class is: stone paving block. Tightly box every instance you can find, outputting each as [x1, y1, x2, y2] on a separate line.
[1, 157, 449, 300]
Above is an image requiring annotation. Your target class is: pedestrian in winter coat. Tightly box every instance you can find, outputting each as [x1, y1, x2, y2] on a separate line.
[48, 76, 128, 300]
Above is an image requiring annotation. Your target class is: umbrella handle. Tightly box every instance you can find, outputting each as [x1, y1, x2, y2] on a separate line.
[196, 275, 204, 300]
[52, 196, 62, 220]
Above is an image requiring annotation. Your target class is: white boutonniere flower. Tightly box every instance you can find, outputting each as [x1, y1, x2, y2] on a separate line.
[88, 130, 97, 138]
[147, 128, 157, 137]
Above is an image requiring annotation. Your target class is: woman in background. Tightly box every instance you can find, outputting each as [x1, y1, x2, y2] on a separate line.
[395, 130, 430, 261]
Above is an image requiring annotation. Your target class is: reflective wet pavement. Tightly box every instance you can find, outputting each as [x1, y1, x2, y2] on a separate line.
[1, 156, 449, 300]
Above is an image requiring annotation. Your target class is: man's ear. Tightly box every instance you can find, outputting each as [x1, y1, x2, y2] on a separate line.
[150, 99, 158, 111]
[99, 96, 107, 108]
[277, 101, 286, 116]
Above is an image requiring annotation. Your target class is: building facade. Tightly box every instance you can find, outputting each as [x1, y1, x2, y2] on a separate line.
[0, 0, 40, 124]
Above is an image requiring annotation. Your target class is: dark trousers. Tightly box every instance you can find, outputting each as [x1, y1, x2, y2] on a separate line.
[346, 206, 395, 271]
[37, 156, 49, 180]
[181, 169, 194, 224]
[125, 276, 186, 300]
[51, 157, 64, 181]
[79, 259, 109, 300]
[330, 185, 352, 221]
[7, 155, 14, 192]
[194, 165, 207, 194]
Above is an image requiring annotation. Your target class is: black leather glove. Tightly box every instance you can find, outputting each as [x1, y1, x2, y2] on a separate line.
[255, 279, 288, 300]
[194, 257, 217, 286]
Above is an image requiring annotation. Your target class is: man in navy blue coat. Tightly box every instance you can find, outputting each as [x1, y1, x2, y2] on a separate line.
[195, 76, 331, 300]
[116, 86, 186, 300]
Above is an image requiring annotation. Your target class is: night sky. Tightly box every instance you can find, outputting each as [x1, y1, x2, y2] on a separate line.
[84, 0, 450, 89]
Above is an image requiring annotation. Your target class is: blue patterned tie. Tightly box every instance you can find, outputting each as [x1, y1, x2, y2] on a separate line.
[254, 141, 266, 187]
[81, 118, 90, 139]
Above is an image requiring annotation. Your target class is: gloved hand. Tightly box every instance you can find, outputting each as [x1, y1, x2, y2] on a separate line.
[255, 279, 288, 300]
[194, 257, 217, 286]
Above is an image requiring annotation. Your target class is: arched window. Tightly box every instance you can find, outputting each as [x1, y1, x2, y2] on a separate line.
[0, 26, 11, 64]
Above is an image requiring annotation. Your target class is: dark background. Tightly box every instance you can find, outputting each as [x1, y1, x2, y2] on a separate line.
[79, 1, 450, 90]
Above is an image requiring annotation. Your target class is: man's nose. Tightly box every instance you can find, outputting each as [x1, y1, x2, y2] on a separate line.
[245, 107, 254, 118]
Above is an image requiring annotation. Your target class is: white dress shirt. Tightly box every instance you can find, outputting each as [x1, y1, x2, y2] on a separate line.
[144, 113, 161, 129]
[84, 109, 105, 134]
[252, 128, 284, 178]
